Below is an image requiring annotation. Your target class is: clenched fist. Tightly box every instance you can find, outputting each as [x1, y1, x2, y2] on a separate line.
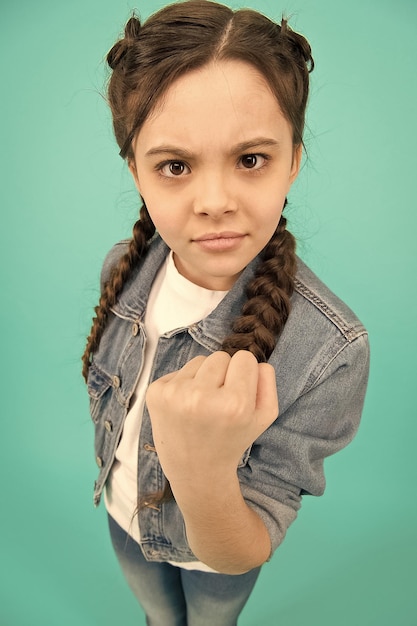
[145, 350, 279, 484]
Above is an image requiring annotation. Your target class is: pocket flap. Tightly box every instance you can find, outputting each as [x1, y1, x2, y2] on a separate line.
[87, 363, 112, 400]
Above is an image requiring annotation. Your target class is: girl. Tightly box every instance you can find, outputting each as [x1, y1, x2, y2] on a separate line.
[83, 1, 369, 624]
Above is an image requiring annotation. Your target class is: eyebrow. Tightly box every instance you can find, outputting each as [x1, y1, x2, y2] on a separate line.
[145, 146, 194, 159]
[144, 137, 280, 159]
[231, 137, 280, 154]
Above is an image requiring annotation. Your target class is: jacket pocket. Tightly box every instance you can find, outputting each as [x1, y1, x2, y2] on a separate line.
[87, 363, 113, 424]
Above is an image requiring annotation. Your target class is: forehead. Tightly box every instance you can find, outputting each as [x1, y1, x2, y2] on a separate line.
[136, 60, 290, 149]
[164, 59, 274, 106]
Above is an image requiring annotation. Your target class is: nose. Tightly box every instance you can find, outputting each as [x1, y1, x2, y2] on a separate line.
[193, 171, 237, 218]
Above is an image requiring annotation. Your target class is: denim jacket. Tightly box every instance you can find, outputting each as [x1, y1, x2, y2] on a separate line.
[87, 235, 369, 563]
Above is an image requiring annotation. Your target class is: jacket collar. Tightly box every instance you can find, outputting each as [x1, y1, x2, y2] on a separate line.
[112, 235, 259, 350]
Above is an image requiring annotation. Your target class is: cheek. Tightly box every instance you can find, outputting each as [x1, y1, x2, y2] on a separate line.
[139, 186, 169, 228]
[146, 207, 170, 235]
[258, 192, 286, 224]
[145, 200, 184, 246]
[141, 182, 188, 233]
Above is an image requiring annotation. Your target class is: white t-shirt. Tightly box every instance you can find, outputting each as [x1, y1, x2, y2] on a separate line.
[105, 251, 228, 571]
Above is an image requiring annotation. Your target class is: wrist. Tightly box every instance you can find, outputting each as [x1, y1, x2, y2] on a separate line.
[169, 463, 240, 511]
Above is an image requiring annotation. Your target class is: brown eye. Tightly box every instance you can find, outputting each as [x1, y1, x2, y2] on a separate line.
[241, 154, 258, 169]
[169, 161, 186, 175]
[238, 154, 268, 171]
[159, 161, 190, 177]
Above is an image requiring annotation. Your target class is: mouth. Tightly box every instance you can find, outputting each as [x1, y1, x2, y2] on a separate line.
[192, 232, 246, 252]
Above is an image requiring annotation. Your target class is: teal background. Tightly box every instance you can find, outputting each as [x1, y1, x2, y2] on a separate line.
[1, 0, 416, 624]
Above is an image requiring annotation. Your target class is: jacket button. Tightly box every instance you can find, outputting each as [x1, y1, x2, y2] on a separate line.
[144, 443, 157, 452]
[104, 420, 113, 433]
[96, 456, 103, 468]
[112, 375, 121, 388]
[132, 323, 139, 336]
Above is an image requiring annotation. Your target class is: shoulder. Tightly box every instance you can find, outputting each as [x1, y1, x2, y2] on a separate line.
[270, 257, 369, 407]
[293, 257, 367, 344]
[100, 239, 130, 288]
[99, 235, 167, 289]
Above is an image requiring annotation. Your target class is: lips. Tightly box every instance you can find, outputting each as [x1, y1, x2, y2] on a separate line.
[193, 231, 244, 242]
[192, 232, 246, 252]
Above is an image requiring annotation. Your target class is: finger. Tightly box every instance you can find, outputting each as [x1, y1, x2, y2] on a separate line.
[223, 350, 259, 401]
[192, 351, 232, 387]
[255, 362, 279, 426]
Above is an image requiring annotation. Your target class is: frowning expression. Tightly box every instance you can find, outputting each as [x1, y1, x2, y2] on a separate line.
[129, 60, 301, 291]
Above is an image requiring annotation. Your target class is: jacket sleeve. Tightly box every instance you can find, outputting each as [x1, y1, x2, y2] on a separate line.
[238, 332, 370, 555]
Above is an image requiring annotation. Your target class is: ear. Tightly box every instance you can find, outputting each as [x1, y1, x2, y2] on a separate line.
[128, 159, 141, 194]
[289, 144, 303, 184]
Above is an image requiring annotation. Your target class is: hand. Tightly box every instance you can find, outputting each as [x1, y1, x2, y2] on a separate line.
[145, 350, 279, 484]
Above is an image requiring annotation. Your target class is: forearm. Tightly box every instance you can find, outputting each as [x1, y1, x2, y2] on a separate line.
[146, 352, 279, 573]
[170, 469, 271, 575]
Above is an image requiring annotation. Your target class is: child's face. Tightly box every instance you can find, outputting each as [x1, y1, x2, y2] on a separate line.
[130, 60, 301, 291]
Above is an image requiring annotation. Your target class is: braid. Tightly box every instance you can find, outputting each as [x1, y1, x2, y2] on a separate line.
[221, 213, 296, 361]
[81, 204, 155, 381]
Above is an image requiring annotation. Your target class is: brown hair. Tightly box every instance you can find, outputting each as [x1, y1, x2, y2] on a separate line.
[82, 0, 314, 504]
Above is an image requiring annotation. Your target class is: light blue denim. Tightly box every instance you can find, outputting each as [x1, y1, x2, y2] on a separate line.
[87, 235, 369, 564]
[108, 514, 261, 626]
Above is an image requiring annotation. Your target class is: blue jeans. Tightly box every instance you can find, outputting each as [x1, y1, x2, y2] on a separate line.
[108, 515, 261, 625]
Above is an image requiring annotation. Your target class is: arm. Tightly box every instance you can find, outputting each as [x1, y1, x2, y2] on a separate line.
[171, 462, 271, 574]
[238, 332, 370, 552]
[145, 350, 278, 574]
[146, 334, 370, 572]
